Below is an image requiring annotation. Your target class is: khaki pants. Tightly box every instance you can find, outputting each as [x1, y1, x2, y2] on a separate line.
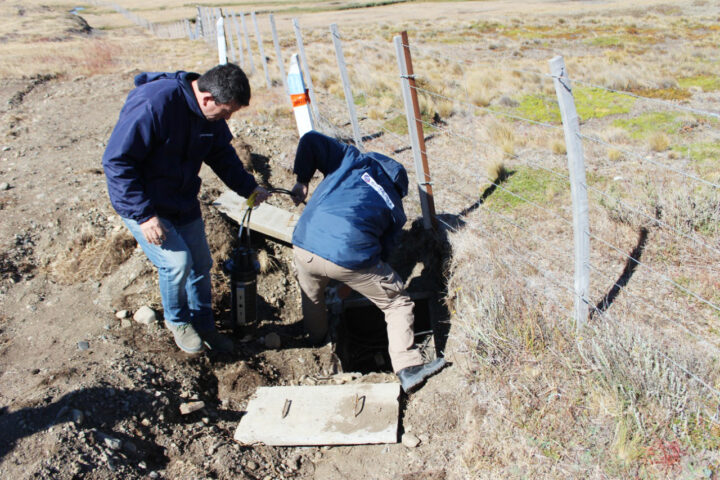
[293, 246, 423, 373]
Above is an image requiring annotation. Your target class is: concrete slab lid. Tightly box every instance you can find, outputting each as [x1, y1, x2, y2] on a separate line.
[234, 383, 401, 446]
[213, 190, 300, 244]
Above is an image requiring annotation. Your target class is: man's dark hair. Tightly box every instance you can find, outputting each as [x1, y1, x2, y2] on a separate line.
[197, 63, 251, 106]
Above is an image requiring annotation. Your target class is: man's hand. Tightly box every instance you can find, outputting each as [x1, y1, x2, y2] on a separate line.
[249, 186, 270, 206]
[140, 216, 167, 246]
[290, 182, 308, 206]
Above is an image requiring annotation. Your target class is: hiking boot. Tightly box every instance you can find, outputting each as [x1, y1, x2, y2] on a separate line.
[397, 358, 447, 393]
[164, 321, 203, 354]
[199, 330, 234, 353]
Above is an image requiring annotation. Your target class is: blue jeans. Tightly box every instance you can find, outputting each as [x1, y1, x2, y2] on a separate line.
[123, 216, 215, 332]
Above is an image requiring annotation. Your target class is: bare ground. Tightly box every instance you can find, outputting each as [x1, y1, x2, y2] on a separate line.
[0, 52, 465, 480]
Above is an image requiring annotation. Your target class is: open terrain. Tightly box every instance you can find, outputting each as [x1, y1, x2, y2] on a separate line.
[0, 1, 719, 479]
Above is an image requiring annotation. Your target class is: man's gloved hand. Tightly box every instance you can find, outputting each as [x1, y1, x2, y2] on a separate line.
[140, 216, 167, 246]
[248, 186, 270, 206]
[290, 182, 308, 206]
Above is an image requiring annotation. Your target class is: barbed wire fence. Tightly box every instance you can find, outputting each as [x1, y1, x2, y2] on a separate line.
[99, 3, 720, 438]
[287, 20, 720, 436]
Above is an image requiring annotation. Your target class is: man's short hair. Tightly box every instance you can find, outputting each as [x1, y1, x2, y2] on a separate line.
[197, 63, 251, 106]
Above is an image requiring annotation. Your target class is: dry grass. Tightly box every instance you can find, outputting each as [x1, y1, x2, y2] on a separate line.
[648, 132, 670, 151]
[51, 229, 137, 284]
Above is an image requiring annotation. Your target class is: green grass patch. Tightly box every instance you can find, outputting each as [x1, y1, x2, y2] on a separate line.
[483, 166, 568, 212]
[586, 36, 624, 47]
[353, 92, 367, 107]
[678, 75, 720, 92]
[514, 87, 635, 124]
[673, 141, 720, 171]
[382, 112, 438, 135]
[612, 112, 684, 139]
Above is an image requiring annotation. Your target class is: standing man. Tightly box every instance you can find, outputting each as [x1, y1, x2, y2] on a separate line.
[290, 131, 446, 393]
[102, 63, 269, 354]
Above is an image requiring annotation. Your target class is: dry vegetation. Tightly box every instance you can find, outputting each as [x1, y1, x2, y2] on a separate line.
[2, 0, 719, 478]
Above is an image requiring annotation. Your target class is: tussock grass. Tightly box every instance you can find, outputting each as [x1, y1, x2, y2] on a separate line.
[447, 222, 720, 477]
[51, 229, 137, 283]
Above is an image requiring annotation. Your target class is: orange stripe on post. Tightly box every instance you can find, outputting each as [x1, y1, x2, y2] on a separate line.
[290, 92, 309, 108]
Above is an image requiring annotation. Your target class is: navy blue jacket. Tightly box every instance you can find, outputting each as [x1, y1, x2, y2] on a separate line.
[292, 131, 409, 269]
[102, 71, 257, 224]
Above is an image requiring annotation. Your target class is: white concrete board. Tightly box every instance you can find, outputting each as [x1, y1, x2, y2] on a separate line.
[213, 190, 299, 243]
[234, 383, 401, 446]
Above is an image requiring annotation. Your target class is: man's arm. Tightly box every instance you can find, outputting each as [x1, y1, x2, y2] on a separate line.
[102, 97, 158, 225]
[292, 131, 349, 184]
[204, 128, 268, 205]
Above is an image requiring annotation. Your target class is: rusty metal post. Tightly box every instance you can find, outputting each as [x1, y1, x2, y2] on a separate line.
[396, 31, 437, 230]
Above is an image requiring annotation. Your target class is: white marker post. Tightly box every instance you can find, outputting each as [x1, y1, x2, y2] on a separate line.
[216, 16, 227, 64]
[287, 54, 314, 136]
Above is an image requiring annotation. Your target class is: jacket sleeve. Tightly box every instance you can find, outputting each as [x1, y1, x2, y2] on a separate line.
[101, 96, 157, 223]
[204, 125, 258, 198]
[293, 131, 349, 183]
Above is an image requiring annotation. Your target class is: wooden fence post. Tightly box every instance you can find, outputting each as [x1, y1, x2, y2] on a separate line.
[393, 32, 437, 230]
[550, 55, 590, 332]
[330, 23, 363, 151]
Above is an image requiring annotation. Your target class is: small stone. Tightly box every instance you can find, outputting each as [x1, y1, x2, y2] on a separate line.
[133, 306, 156, 325]
[104, 436, 122, 450]
[246, 460, 257, 470]
[0, 182, 9, 191]
[77, 341, 90, 351]
[141, 418, 151, 427]
[264, 332, 281, 349]
[148, 472, 159, 479]
[123, 441, 137, 454]
[179, 401, 205, 415]
[71, 409, 84, 424]
[402, 433, 421, 448]
[115, 310, 129, 319]
[121, 319, 132, 329]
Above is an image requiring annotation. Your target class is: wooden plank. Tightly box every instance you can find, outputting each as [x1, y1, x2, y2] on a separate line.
[234, 383, 401, 446]
[213, 190, 299, 244]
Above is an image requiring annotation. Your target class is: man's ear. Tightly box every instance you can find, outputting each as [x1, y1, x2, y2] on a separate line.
[199, 92, 214, 106]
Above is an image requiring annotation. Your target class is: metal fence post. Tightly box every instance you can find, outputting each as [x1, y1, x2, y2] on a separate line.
[292, 19, 321, 129]
[393, 33, 436, 230]
[330, 23, 363, 151]
[224, 12, 237, 62]
[230, 11, 245, 69]
[270, 14, 288, 94]
[240, 13, 256, 74]
[550, 55, 590, 331]
[251, 12, 272, 88]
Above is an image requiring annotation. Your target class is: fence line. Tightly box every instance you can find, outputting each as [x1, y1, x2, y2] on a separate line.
[107, 4, 720, 420]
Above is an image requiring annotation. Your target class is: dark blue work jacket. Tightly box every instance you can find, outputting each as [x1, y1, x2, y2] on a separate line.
[102, 71, 257, 224]
[292, 131, 409, 270]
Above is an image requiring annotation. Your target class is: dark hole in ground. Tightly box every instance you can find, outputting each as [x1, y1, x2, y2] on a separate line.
[333, 292, 436, 374]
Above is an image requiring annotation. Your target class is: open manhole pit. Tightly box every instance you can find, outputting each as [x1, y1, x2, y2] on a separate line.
[330, 291, 439, 374]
